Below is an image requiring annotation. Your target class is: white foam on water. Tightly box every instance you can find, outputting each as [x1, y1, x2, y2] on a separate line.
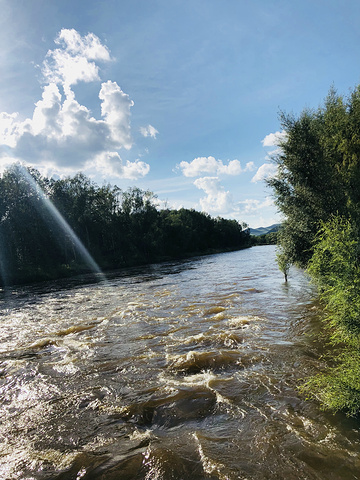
[193, 432, 230, 480]
[129, 428, 154, 442]
[159, 369, 218, 389]
[0, 444, 79, 480]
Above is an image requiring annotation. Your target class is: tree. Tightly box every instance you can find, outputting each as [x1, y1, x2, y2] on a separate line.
[276, 249, 291, 282]
[302, 216, 360, 414]
[307, 216, 360, 338]
[0, 164, 69, 284]
[268, 86, 360, 268]
[269, 84, 360, 414]
[0, 167, 251, 286]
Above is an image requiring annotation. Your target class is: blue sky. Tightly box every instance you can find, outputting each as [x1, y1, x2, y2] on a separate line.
[1, 0, 360, 227]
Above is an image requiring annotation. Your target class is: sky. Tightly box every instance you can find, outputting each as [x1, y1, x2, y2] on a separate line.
[1, 1, 360, 228]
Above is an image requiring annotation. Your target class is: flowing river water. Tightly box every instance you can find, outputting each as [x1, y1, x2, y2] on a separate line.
[1, 245, 360, 480]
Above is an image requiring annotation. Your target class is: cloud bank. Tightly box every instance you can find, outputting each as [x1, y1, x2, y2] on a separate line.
[0, 29, 152, 179]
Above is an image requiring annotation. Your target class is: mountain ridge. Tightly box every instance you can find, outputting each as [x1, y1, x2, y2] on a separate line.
[249, 223, 281, 236]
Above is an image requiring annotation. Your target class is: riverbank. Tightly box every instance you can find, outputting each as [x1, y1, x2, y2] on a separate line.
[0, 167, 251, 289]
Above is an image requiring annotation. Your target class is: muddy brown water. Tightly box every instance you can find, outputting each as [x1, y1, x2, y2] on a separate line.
[1, 245, 360, 479]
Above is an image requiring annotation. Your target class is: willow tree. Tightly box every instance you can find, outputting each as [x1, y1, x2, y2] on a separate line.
[267, 87, 360, 267]
[269, 85, 360, 414]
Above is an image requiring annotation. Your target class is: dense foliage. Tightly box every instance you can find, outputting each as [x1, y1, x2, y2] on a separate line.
[268, 86, 360, 414]
[0, 164, 250, 286]
[250, 231, 278, 246]
[303, 216, 360, 414]
[269, 86, 360, 267]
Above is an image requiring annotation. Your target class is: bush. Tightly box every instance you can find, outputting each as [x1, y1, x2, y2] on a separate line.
[302, 216, 360, 414]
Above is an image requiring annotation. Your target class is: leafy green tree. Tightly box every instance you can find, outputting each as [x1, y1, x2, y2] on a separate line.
[268, 87, 358, 267]
[307, 216, 360, 338]
[276, 249, 291, 282]
[0, 164, 68, 283]
[0, 166, 251, 286]
[302, 216, 360, 414]
[269, 84, 360, 415]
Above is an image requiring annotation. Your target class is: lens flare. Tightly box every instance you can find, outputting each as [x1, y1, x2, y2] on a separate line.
[18, 165, 106, 282]
[0, 226, 9, 287]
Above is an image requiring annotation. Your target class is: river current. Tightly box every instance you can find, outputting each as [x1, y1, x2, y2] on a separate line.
[1, 245, 360, 479]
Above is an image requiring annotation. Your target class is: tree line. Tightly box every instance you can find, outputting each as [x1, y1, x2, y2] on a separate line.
[268, 85, 360, 415]
[0, 164, 250, 287]
[250, 231, 278, 246]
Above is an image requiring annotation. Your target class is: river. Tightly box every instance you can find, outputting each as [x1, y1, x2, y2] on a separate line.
[1, 245, 360, 480]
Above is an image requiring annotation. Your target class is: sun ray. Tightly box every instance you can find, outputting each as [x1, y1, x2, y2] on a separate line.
[18, 165, 107, 283]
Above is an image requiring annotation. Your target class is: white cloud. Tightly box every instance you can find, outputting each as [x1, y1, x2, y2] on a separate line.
[179, 156, 254, 177]
[0, 113, 24, 148]
[0, 29, 149, 180]
[140, 124, 158, 138]
[0, 156, 18, 175]
[4, 81, 133, 168]
[193, 176, 275, 218]
[93, 152, 150, 179]
[262, 130, 287, 147]
[251, 163, 278, 183]
[56, 29, 111, 61]
[99, 80, 133, 149]
[31, 83, 62, 137]
[194, 176, 233, 213]
[42, 29, 111, 89]
[244, 161, 255, 171]
[240, 197, 274, 214]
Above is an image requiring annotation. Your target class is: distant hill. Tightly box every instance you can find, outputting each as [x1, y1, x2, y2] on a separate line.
[250, 224, 281, 237]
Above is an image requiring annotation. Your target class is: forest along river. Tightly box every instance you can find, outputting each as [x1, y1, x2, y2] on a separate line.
[1, 245, 360, 480]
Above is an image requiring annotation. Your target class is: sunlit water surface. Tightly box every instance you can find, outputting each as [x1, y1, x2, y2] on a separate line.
[1, 246, 360, 479]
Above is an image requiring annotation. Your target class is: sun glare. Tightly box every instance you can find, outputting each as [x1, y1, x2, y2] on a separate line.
[19, 165, 106, 283]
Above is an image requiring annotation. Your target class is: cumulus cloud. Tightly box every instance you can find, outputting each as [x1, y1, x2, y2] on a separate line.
[42, 29, 111, 89]
[246, 130, 285, 185]
[235, 197, 278, 227]
[0, 112, 24, 148]
[140, 124, 158, 138]
[93, 152, 150, 179]
[194, 176, 234, 213]
[239, 197, 274, 214]
[0, 29, 150, 180]
[3, 81, 134, 168]
[244, 161, 255, 172]
[262, 130, 287, 148]
[179, 156, 254, 177]
[251, 163, 278, 183]
[99, 80, 133, 149]
[188, 171, 277, 224]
